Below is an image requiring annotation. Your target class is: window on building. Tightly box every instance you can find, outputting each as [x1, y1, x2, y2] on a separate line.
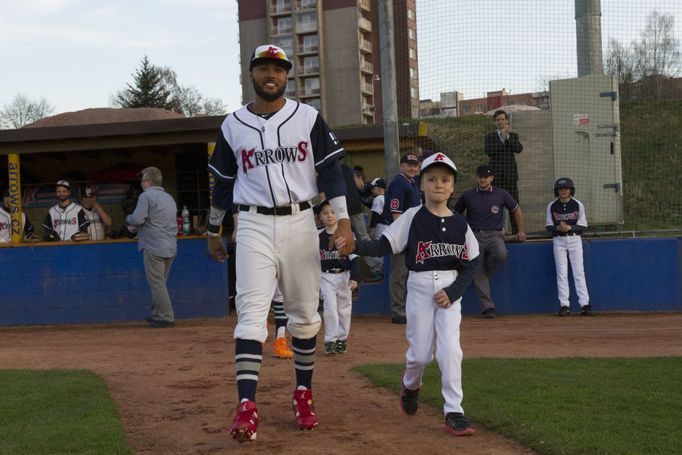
[300, 0, 317, 9]
[408, 9, 415, 20]
[408, 28, 416, 40]
[302, 55, 319, 74]
[277, 17, 292, 34]
[463, 105, 471, 113]
[276, 0, 292, 13]
[302, 34, 319, 53]
[306, 97, 321, 110]
[409, 67, 417, 79]
[410, 86, 418, 98]
[286, 79, 296, 96]
[409, 48, 416, 60]
[274, 36, 294, 57]
[477, 104, 485, 112]
[298, 12, 317, 32]
[304, 77, 320, 95]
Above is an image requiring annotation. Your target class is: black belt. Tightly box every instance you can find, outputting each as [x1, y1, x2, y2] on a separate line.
[238, 202, 310, 216]
[554, 232, 580, 237]
[323, 268, 346, 274]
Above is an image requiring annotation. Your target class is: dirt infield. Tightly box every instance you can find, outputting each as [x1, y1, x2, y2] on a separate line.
[1, 313, 681, 454]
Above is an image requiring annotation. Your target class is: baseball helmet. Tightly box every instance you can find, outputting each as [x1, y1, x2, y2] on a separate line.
[554, 177, 575, 197]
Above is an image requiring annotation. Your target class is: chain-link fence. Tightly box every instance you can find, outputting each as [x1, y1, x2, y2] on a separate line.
[398, 0, 681, 234]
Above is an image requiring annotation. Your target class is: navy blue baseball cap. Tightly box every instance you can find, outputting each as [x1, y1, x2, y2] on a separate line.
[476, 165, 494, 177]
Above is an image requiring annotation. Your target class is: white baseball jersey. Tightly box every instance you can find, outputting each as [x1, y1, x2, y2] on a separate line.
[0, 206, 29, 243]
[42, 202, 89, 241]
[83, 207, 106, 240]
[208, 98, 344, 208]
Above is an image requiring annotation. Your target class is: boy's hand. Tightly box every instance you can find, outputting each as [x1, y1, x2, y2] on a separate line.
[330, 218, 355, 256]
[433, 289, 452, 309]
[349, 280, 358, 291]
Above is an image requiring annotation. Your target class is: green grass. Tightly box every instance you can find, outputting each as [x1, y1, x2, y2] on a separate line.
[356, 357, 682, 455]
[0, 370, 132, 455]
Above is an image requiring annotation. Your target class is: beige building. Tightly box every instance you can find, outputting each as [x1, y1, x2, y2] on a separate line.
[237, 0, 418, 127]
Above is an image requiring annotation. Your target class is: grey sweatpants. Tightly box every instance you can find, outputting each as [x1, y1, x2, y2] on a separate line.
[472, 231, 508, 311]
[350, 212, 383, 276]
[143, 250, 176, 322]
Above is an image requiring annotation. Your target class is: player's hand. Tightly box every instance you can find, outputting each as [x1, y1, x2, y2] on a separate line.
[72, 232, 91, 241]
[433, 289, 452, 308]
[515, 231, 527, 242]
[330, 218, 355, 256]
[207, 235, 227, 262]
[349, 280, 358, 291]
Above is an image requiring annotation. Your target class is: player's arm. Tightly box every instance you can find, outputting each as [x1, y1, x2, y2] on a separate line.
[570, 200, 588, 233]
[42, 212, 58, 241]
[452, 194, 466, 215]
[349, 255, 360, 289]
[353, 236, 393, 257]
[545, 202, 558, 233]
[94, 203, 113, 229]
[505, 192, 526, 241]
[206, 129, 238, 262]
[311, 113, 354, 255]
[443, 226, 480, 303]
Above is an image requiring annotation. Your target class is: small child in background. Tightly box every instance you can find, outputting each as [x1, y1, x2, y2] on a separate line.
[315, 200, 359, 354]
[545, 177, 593, 316]
[368, 178, 388, 241]
[336, 153, 480, 436]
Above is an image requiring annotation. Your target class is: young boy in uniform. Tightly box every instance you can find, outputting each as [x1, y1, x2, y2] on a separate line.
[336, 152, 480, 436]
[316, 200, 359, 354]
[545, 177, 593, 316]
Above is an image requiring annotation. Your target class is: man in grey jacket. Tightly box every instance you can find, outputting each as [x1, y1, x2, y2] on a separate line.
[126, 166, 178, 328]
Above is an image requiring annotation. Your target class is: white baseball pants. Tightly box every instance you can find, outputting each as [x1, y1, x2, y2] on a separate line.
[321, 271, 353, 342]
[553, 235, 590, 307]
[403, 269, 465, 415]
[234, 206, 321, 343]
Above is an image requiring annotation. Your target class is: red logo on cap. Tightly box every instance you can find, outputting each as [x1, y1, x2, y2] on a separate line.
[434, 153, 445, 161]
[267, 46, 280, 57]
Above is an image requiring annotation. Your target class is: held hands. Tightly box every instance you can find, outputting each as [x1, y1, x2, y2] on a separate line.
[433, 289, 452, 309]
[207, 235, 227, 262]
[349, 280, 358, 291]
[330, 218, 355, 256]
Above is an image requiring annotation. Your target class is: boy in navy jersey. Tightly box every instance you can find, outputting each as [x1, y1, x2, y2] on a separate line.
[336, 152, 480, 436]
[316, 200, 359, 354]
[545, 178, 593, 316]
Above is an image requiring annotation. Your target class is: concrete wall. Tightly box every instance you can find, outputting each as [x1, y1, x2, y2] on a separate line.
[239, 17, 268, 105]
[355, 237, 682, 315]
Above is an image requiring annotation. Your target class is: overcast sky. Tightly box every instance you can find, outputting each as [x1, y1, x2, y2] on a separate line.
[1, 0, 680, 118]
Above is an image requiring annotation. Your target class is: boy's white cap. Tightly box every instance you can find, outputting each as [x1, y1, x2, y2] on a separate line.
[420, 152, 457, 175]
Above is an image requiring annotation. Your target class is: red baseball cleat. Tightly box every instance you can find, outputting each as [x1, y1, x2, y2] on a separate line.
[292, 389, 319, 430]
[229, 400, 259, 443]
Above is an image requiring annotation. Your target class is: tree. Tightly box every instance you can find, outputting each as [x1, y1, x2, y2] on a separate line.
[605, 11, 680, 100]
[0, 94, 54, 129]
[113, 56, 226, 116]
[113, 56, 175, 110]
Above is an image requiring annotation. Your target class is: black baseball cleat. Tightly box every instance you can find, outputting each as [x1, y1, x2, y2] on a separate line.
[444, 412, 475, 436]
[399, 370, 419, 415]
[482, 308, 497, 319]
[580, 305, 594, 316]
[558, 306, 570, 317]
[149, 320, 175, 328]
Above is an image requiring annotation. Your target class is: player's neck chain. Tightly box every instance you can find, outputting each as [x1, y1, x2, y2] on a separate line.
[248, 106, 279, 132]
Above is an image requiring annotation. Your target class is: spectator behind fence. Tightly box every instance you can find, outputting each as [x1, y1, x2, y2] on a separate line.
[81, 186, 112, 240]
[383, 153, 421, 324]
[125, 167, 178, 328]
[453, 165, 526, 319]
[43, 180, 90, 241]
[0, 188, 37, 243]
[484, 110, 523, 234]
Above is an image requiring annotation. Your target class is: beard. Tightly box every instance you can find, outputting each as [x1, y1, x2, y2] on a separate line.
[252, 79, 286, 103]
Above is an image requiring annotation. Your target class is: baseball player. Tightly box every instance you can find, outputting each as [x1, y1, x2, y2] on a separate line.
[316, 200, 359, 354]
[0, 188, 36, 243]
[81, 186, 112, 240]
[205, 44, 353, 442]
[368, 178, 388, 241]
[384, 153, 422, 324]
[42, 180, 90, 241]
[545, 178, 593, 316]
[338, 152, 480, 437]
[271, 284, 294, 359]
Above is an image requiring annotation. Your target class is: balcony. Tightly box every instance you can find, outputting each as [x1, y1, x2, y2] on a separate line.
[360, 60, 373, 74]
[299, 66, 320, 76]
[361, 103, 375, 117]
[297, 44, 319, 54]
[359, 38, 372, 54]
[358, 17, 372, 33]
[361, 81, 373, 95]
[296, 21, 317, 33]
[299, 88, 321, 97]
[359, 0, 370, 12]
[273, 27, 293, 36]
[298, 0, 317, 10]
[271, 2, 292, 15]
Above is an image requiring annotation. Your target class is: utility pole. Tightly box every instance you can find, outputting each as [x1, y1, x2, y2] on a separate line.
[379, 0, 400, 179]
[575, 0, 604, 76]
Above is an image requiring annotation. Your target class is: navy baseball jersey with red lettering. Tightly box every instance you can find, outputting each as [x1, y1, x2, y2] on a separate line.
[545, 197, 587, 231]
